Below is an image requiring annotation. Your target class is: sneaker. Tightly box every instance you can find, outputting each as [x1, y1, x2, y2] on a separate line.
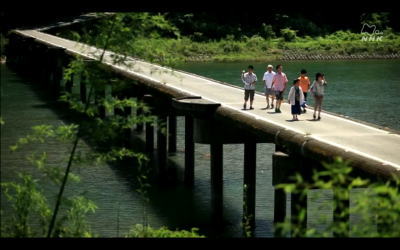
[277, 109, 282, 113]
[250, 106, 254, 110]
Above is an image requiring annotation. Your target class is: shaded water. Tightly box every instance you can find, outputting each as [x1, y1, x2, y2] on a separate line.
[1, 59, 399, 237]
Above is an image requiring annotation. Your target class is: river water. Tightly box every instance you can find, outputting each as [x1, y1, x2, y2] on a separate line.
[1, 59, 399, 237]
[177, 60, 400, 131]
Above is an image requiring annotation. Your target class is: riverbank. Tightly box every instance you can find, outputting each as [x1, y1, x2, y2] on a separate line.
[99, 35, 400, 64]
[107, 33, 400, 64]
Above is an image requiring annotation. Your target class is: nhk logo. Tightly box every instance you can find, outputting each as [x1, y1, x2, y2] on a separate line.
[361, 23, 384, 42]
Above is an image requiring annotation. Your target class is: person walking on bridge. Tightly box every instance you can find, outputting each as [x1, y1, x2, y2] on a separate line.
[241, 65, 257, 110]
[262, 64, 276, 109]
[288, 79, 305, 121]
[271, 64, 288, 113]
[310, 72, 327, 120]
[298, 69, 310, 113]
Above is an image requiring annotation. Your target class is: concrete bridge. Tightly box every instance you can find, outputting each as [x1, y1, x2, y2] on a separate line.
[5, 20, 400, 236]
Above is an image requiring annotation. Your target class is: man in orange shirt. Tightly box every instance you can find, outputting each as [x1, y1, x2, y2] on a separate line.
[298, 69, 311, 113]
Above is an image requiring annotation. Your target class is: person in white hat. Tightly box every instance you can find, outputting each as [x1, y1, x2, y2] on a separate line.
[262, 64, 276, 109]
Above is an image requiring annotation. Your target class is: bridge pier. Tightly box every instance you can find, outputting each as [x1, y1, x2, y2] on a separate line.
[111, 83, 134, 145]
[272, 151, 292, 237]
[243, 140, 257, 235]
[184, 115, 195, 186]
[135, 90, 144, 132]
[168, 115, 177, 154]
[143, 95, 155, 153]
[157, 115, 168, 179]
[47, 47, 67, 100]
[64, 72, 75, 94]
[272, 151, 311, 237]
[333, 185, 350, 237]
[94, 84, 106, 119]
[210, 141, 223, 227]
[80, 74, 87, 103]
[290, 185, 308, 237]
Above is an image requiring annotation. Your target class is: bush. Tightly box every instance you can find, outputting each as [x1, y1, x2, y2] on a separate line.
[260, 23, 276, 39]
[219, 41, 242, 53]
[280, 28, 297, 42]
[127, 224, 204, 238]
[246, 35, 266, 48]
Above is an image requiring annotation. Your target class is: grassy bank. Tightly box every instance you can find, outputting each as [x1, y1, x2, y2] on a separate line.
[6, 28, 400, 65]
[82, 30, 400, 65]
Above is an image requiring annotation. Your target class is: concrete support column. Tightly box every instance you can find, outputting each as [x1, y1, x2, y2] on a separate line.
[184, 115, 195, 186]
[290, 157, 308, 237]
[49, 48, 66, 100]
[272, 151, 292, 237]
[290, 188, 308, 237]
[243, 140, 257, 235]
[80, 74, 87, 103]
[333, 187, 350, 237]
[157, 115, 168, 177]
[94, 84, 106, 119]
[168, 115, 177, 154]
[65, 73, 74, 94]
[146, 120, 155, 153]
[112, 86, 133, 145]
[143, 95, 155, 153]
[39, 48, 52, 88]
[135, 93, 144, 132]
[210, 142, 223, 226]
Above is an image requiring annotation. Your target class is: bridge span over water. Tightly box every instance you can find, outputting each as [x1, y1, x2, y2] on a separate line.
[6, 22, 400, 235]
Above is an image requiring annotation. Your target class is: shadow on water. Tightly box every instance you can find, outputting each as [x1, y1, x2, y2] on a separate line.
[4, 65, 242, 238]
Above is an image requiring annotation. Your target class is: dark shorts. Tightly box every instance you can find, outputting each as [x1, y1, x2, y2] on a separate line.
[302, 92, 308, 107]
[264, 87, 274, 96]
[275, 91, 284, 100]
[244, 89, 255, 101]
[303, 92, 308, 101]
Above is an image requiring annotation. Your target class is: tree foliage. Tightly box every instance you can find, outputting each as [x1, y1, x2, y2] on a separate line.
[275, 157, 400, 237]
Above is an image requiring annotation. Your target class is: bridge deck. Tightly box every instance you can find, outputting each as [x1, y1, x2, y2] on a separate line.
[15, 29, 400, 177]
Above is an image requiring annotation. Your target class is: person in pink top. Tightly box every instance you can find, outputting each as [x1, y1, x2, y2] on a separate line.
[271, 64, 288, 113]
